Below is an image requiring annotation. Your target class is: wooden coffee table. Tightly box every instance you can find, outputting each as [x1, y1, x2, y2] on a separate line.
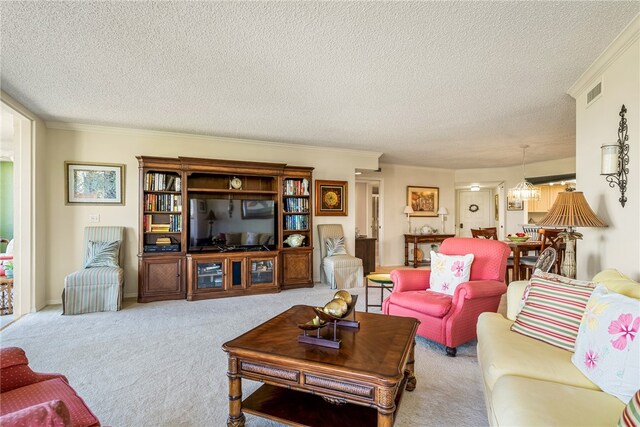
[222, 305, 419, 427]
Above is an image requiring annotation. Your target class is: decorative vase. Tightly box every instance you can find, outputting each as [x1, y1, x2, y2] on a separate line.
[5, 269, 13, 279]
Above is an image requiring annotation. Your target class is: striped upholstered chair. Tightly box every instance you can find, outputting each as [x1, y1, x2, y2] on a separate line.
[62, 226, 125, 315]
[317, 224, 363, 289]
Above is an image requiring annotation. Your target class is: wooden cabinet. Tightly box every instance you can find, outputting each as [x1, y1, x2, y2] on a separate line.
[186, 253, 278, 300]
[280, 249, 313, 289]
[138, 256, 185, 302]
[355, 237, 376, 276]
[137, 156, 313, 302]
[527, 185, 568, 212]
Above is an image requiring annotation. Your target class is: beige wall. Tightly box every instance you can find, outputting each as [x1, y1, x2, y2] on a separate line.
[569, 16, 640, 280]
[44, 124, 380, 303]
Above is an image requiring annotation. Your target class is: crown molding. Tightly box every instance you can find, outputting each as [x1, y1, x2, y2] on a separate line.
[567, 14, 640, 99]
[45, 121, 382, 161]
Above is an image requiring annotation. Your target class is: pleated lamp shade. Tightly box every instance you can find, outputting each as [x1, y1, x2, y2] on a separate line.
[537, 191, 607, 228]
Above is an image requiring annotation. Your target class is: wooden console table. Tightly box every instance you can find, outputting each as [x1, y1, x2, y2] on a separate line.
[404, 234, 455, 268]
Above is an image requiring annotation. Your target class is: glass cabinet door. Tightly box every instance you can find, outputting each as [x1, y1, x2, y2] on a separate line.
[249, 259, 275, 286]
[196, 261, 224, 290]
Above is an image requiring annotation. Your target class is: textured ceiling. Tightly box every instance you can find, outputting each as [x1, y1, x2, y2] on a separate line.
[1, 2, 638, 169]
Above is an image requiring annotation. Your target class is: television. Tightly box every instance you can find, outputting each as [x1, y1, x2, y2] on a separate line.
[188, 198, 276, 252]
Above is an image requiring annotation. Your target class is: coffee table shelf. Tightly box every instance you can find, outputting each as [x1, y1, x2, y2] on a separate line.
[243, 378, 408, 427]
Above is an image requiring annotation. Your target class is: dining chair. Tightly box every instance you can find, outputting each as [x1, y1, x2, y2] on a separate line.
[519, 247, 558, 280]
[471, 228, 514, 283]
[471, 228, 498, 239]
[519, 228, 564, 278]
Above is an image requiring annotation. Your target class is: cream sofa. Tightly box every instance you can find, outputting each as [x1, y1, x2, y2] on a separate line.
[477, 269, 640, 426]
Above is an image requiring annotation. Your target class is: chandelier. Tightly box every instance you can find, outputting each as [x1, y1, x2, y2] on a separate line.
[508, 145, 541, 202]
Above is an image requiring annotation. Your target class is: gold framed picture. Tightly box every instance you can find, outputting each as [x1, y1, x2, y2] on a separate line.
[407, 186, 439, 217]
[65, 161, 125, 205]
[315, 180, 347, 216]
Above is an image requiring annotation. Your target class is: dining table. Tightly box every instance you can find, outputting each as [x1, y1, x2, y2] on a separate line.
[505, 240, 545, 281]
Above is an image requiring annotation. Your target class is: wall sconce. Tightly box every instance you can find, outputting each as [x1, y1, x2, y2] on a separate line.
[403, 205, 414, 233]
[601, 104, 629, 207]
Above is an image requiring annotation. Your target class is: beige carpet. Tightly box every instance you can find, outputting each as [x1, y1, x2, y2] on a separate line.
[0, 284, 488, 426]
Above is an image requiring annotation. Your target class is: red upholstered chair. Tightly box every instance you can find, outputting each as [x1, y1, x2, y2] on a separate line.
[0, 347, 100, 427]
[382, 237, 510, 356]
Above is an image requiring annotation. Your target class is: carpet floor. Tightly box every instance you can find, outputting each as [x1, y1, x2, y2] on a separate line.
[0, 284, 488, 426]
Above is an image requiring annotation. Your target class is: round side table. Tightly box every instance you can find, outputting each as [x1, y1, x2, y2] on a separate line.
[365, 273, 394, 312]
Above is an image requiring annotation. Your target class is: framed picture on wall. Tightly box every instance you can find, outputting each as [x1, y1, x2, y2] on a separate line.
[494, 194, 499, 220]
[507, 193, 523, 211]
[407, 186, 439, 217]
[65, 162, 125, 205]
[315, 180, 348, 216]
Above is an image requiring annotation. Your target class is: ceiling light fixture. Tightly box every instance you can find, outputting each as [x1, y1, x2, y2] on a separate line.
[470, 184, 480, 192]
[508, 145, 540, 202]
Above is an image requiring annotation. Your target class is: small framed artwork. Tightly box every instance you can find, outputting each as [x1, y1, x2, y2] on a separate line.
[198, 200, 207, 213]
[315, 180, 348, 216]
[494, 194, 499, 221]
[507, 194, 523, 211]
[65, 162, 125, 205]
[407, 186, 439, 217]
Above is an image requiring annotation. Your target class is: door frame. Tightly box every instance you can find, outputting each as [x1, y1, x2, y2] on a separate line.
[355, 177, 384, 266]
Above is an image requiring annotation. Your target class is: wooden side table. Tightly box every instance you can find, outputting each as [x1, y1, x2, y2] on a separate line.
[0, 277, 14, 315]
[404, 234, 455, 268]
[365, 273, 394, 312]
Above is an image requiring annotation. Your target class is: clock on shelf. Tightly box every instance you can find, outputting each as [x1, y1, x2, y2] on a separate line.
[230, 176, 242, 190]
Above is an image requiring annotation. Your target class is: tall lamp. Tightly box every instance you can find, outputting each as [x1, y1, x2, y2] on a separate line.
[206, 210, 217, 238]
[536, 189, 607, 278]
[437, 207, 448, 233]
[403, 205, 414, 233]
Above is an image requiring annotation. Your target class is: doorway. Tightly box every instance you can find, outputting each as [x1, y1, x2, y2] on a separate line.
[355, 178, 384, 267]
[457, 189, 493, 237]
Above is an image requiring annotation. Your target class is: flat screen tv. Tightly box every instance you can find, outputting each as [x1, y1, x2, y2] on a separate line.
[188, 198, 276, 252]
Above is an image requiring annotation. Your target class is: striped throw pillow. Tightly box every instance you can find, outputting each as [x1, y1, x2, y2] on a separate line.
[619, 390, 640, 427]
[84, 240, 121, 268]
[511, 274, 596, 352]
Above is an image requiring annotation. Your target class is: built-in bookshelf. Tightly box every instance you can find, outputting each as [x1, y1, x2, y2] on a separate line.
[142, 170, 183, 251]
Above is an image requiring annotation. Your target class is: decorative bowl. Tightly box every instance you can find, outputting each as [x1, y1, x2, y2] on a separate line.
[507, 236, 530, 242]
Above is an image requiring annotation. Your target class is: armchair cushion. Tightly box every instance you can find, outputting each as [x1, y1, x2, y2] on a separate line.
[84, 240, 120, 268]
[0, 400, 70, 427]
[0, 378, 99, 427]
[429, 251, 474, 295]
[389, 290, 452, 317]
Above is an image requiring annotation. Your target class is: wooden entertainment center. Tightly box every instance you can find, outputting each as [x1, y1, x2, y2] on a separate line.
[137, 156, 313, 302]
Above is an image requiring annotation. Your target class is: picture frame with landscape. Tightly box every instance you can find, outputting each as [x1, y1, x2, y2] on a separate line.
[407, 186, 439, 217]
[507, 194, 523, 211]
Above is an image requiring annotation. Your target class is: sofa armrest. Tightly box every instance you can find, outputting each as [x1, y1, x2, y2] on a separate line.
[1, 347, 67, 393]
[390, 269, 431, 293]
[454, 280, 507, 301]
[506, 280, 529, 321]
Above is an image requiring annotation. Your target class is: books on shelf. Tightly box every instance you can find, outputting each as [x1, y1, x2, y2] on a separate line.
[144, 193, 182, 212]
[284, 214, 309, 231]
[283, 179, 310, 196]
[145, 172, 182, 192]
[144, 214, 182, 232]
[284, 197, 309, 213]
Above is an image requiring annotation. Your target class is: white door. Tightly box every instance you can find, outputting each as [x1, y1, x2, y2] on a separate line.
[458, 190, 492, 237]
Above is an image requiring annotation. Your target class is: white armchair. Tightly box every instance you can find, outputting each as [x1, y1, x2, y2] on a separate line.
[317, 224, 363, 289]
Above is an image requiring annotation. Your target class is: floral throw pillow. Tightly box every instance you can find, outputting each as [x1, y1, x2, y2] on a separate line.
[325, 237, 347, 257]
[429, 251, 474, 296]
[571, 284, 640, 403]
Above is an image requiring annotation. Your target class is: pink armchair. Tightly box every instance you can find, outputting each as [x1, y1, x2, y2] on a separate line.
[0, 347, 100, 426]
[383, 237, 510, 356]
